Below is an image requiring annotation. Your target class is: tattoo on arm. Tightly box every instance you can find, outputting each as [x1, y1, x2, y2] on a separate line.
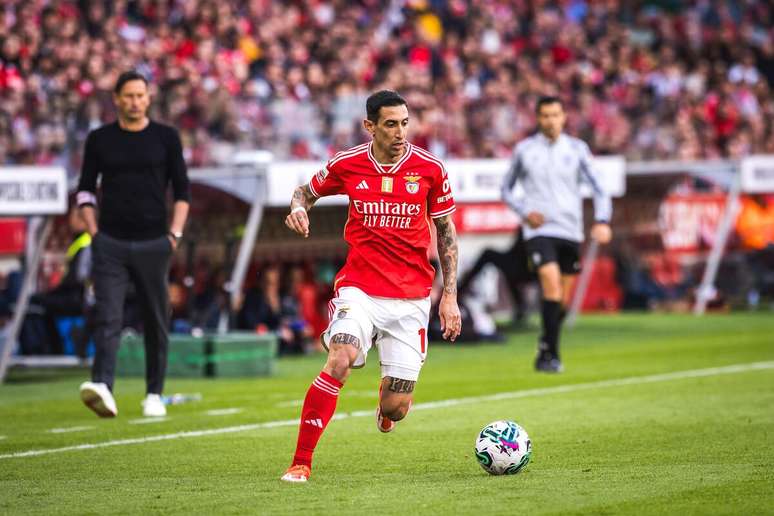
[330, 333, 360, 347]
[387, 377, 416, 394]
[434, 215, 459, 295]
[290, 184, 317, 211]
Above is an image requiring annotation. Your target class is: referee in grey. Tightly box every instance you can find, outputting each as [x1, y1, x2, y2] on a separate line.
[76, 71, 190, 417]
[502, 96, 612, 373]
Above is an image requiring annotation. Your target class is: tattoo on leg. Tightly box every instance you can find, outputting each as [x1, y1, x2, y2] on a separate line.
[330, 333, 360, 347]
[387, 377, 416, 394]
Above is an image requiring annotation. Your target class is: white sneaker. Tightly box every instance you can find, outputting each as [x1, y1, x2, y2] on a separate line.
[142, 394, 167, 417]
[80, 381, 118, 418]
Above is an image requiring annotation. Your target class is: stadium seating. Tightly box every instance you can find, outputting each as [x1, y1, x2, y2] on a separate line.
[1, 1, 773, 170]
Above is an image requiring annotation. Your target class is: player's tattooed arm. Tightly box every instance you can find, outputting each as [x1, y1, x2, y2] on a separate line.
[433, 214, 462, 341]
[433, 215, 458, 296]
[285, 184, 317, 238]
[291, 183, 317, 212]
[387, 377, 416, 394]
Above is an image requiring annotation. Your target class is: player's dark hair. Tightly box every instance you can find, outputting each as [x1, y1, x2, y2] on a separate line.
[366, 90, 407, 123]
[114, 71, 148, 94]
[535, 95, 563, 113]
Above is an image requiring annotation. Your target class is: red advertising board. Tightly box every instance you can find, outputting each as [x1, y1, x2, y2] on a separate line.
[0, 218, 26, 254]
[453, 202, 519, 234]
[657, 193, 727, 252]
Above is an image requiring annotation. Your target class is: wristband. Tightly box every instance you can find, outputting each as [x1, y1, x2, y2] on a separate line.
[291, 206, 307, 215]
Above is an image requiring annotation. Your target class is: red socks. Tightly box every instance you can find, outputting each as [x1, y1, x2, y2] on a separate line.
[292, 371, 343, 468]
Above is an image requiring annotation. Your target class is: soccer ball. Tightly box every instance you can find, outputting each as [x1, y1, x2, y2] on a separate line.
[474, 420, 532, 475]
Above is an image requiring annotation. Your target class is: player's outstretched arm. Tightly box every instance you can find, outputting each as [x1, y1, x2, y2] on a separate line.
[285, 183, 317, 238]
[434, 214, 462, 341]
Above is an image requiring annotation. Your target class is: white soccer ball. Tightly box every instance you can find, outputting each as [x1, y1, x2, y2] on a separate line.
[475, 420, 532, 475]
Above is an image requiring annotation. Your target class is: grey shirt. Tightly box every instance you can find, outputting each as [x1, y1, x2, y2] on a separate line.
[501, 132, 612, 242]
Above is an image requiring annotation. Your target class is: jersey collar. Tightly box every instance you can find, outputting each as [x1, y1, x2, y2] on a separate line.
[367, 141, 413, 174]
[537, 132, 566, 147]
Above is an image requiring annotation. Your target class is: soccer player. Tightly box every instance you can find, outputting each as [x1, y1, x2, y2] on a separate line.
[502, 96, 612, 373]
[281, 90, 461, 483]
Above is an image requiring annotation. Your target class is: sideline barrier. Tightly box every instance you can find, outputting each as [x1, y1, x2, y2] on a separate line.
[117, 332, 277, 378]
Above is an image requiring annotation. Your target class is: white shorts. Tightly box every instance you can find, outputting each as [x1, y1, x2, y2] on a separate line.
[322, 287, 431, 382]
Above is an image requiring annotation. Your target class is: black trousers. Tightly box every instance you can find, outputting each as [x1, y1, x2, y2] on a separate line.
[91, 233, 171, 394]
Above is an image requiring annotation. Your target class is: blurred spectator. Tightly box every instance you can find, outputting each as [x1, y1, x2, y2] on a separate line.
[614, 242, 689, 311]
[237, 264, 306, 354]
[646, 253, 692, 311]
[1, 1, 774, 170]
[458, 226, 530, 327]
[429, 259, 501, 343]
[286, 263, 326, 343]
[25, 209, 93, 355]
[190, 266, 230, 331]
[168, 281, 190, 333]
[735, 194, 774, 306]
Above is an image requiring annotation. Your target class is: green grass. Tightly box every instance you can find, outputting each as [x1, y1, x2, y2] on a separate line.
[1, 313, 773, 515]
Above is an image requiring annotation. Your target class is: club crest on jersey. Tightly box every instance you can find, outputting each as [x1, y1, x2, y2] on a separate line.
[381, 177, 393, 193]
[404, 175, 421, 194]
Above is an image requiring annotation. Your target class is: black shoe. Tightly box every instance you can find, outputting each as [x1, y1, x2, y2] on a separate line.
[535, 355, 564, 373]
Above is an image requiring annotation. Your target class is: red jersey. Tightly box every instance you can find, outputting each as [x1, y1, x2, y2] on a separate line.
[309, 141, 456, 298]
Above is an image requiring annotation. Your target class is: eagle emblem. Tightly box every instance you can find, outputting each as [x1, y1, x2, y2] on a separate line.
[404, 175, 421, 194]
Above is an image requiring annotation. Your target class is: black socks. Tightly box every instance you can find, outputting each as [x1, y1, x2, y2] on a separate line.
[541, 300, 562, 358]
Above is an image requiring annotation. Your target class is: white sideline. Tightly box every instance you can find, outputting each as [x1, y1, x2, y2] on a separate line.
[205, 408, 243, 416]
[1, 360, 772, 461]
[48, 426, 94, 434]
[128, 417, 169, 425]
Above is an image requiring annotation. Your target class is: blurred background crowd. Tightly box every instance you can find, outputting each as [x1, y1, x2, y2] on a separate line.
[2, 0, 774, 171]
[3, 0, 774, 356]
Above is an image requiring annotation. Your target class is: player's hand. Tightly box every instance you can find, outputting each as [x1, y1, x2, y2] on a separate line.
[590, 223, 612, 244]
[285, 207, 310, 238]
[167, 235, 178, 251]
[525, 211, 545, 228]
[439, 292, 462, 342]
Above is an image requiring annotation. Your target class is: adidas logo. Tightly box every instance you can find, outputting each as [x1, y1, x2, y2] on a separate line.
[304, 418, 323, 428]
[356, 180, 369, 190]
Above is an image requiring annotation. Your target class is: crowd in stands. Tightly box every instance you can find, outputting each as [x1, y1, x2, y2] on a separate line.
[4, 1, 774, 355]
[2, 0, 774, 170]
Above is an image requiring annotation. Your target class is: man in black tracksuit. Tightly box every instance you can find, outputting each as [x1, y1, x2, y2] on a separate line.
[76, 71, 190, 418]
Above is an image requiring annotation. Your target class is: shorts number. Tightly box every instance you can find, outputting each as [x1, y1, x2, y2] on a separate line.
[418, 328, 426, 354]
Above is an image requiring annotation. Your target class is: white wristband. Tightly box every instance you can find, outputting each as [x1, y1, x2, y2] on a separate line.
[291, 206, 307, 215]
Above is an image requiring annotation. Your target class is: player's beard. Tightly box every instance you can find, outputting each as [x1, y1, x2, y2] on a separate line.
[390, 142, 406, 159]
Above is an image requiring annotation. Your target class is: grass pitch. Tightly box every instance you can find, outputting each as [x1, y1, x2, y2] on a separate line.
[1, 313, 773, 515]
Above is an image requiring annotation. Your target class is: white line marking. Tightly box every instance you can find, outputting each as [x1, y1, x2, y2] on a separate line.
[48, 426, 94, 434]
[128, 417, 169, 425]
[1, 361, 772, 460]
[205, 408, 243, 416]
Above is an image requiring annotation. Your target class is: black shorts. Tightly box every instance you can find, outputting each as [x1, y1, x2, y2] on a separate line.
[526, 237, 581, 275]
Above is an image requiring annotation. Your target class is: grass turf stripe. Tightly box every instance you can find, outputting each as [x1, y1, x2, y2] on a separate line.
[1, 360, 772, 461]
